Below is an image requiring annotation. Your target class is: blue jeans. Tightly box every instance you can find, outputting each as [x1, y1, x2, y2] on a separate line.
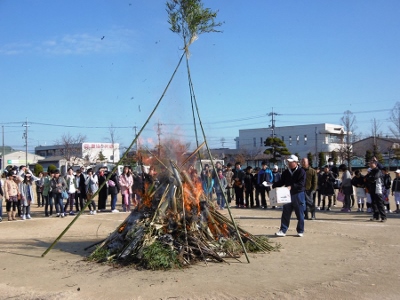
[111, 194, 118, 210]
[0, 199, 3, 219]
[44, 194, 54, 216]
[54, 193, 64, 215]
[280, 192, 306, 234]
[216, 192, 225, 208]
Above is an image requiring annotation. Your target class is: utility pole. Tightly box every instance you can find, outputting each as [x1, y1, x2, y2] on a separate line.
[315, 126, 318, 167]
[2, 125, 5, 171]
[156, 121, 163, 158]
[22, 118, 29, 166]
[133, 125, 138, 154]
[268, 108, 279, 138]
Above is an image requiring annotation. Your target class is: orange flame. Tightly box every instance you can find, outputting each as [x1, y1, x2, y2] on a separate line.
[182, 181, 202, 214]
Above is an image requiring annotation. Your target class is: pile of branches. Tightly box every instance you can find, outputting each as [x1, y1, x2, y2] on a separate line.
[89, 162, 279, 270]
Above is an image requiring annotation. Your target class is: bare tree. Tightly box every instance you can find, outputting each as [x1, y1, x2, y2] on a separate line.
[55, 133, 86, 165]
[220, 137, 225, 148]
[389, 102, 400, 138]
[371, 118, 382, 139]
[341, 110, 357, 170]
[105, 124, 120, 163]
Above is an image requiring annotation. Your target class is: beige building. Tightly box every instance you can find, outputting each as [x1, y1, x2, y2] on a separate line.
[0, 150, 44, 172]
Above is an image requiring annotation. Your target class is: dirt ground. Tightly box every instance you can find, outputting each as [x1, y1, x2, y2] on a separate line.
[1, 198, 399, 300]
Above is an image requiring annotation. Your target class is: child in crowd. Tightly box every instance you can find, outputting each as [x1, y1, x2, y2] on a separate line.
[224, 163, 234, 207]
[85, 168, 98, 215]
[364, 168, 373, 213]
[382, 168, 392, 213]
[214, 170, 227, 210]
[391, 169, 400, 213]
[351, 170, 366, 212]
[65, 167, 77, 215]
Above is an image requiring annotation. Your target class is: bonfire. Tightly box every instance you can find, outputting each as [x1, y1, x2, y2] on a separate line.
[89, 161, 279, 270]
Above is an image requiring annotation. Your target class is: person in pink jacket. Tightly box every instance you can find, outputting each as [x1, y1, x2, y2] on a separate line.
[119, 166, 133, 212]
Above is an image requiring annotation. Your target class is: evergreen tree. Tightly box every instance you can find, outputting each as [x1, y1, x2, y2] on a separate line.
[365, 149, 373, 166]
[372, 144, 383, 163]
[264, 137, 290, 163]
[331, 151, 338, 165]
[98, 151, 107, 162]
[47, 164, 57, 174]
[307, 152, 314, 166]
[318, 152, 326, 168]
[34, 164, 44, 176]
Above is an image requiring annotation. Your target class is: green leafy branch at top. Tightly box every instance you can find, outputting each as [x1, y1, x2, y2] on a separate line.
[166, 0, 223, 51]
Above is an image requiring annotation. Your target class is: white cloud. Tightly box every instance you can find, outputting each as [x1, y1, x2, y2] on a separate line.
[0, 27, 138, 55]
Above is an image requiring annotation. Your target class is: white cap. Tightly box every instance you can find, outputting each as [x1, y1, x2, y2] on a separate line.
[273, 165, 278, 170]
[395, 169, 400, 174]
[287, 154, 299, 162]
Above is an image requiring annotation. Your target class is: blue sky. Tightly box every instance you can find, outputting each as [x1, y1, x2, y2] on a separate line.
[1, 0, 399, 153]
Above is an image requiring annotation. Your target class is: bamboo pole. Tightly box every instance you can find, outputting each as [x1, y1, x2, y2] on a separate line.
[184, 57, 250, 263]
[41, 52, 186, 257]
[179, 141, 205, 169]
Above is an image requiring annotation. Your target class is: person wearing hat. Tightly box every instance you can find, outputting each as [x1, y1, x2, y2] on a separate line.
[19, 173, 38, 220]
[391, 169, 400, 213]
[3, 171, 20, 221]
[272, 154, 306, 237]
[365, 160, 386, 222]
[257, 161, 273, 209]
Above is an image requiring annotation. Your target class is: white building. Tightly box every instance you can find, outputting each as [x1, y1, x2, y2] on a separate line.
[236, 123, 346, 164]
[0, 150, 44, 171]
[35, 142, 120, 164]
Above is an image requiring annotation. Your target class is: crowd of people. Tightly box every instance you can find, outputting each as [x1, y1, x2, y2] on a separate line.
[1, 157, 396, 231]
[190, 156, 396, 237]
[0, 165, 158, 222]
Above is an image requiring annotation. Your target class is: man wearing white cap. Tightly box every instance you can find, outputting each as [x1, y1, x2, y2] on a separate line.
[272, 154, 306, 237]
[391, 169, 400, 213]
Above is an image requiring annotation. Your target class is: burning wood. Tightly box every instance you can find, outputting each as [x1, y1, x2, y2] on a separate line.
[89, 163, 279, 270]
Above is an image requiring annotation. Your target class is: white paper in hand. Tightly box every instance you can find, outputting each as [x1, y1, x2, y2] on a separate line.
[262, 181, 269, 187]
